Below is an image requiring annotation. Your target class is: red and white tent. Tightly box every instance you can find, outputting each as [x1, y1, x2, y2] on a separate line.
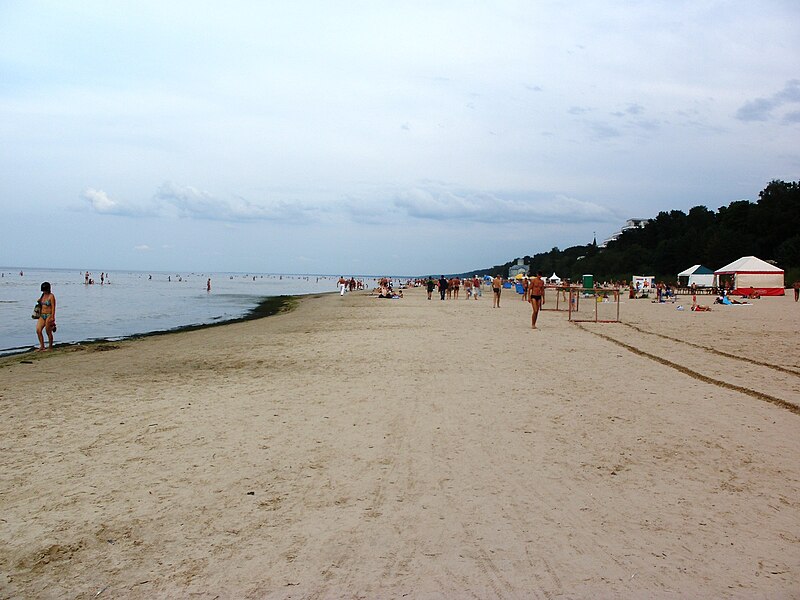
[714, 256, 784, 296]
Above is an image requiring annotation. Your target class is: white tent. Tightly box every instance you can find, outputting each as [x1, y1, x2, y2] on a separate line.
[548, 272, 562, 284]
[714, 256, 784, 296]
[677, 264, 715, 287]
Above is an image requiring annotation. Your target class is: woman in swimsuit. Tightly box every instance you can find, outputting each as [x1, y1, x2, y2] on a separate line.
[35, 281, 56, 351]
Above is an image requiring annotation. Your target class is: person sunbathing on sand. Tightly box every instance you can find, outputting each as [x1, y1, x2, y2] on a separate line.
[716, 295, 750, 305]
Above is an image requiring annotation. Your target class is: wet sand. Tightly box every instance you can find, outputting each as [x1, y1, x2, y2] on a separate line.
[1, 287, 799, 598]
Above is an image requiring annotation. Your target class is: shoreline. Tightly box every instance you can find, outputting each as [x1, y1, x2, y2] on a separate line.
[1, 288, 798, 597]
[0, 294, 304, 360]
[1, 268, 348, 357]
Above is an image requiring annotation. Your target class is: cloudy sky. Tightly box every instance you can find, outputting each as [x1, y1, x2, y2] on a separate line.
[1, 1, 798, 275]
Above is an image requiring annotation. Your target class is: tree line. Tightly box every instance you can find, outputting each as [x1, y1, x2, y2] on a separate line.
[469, 180, 800, 285]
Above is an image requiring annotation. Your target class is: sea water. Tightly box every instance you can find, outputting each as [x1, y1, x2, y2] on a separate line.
[0, 269, 376, 355]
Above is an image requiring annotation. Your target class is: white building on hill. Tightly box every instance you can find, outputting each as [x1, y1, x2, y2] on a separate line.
[599, 219, 649, 248]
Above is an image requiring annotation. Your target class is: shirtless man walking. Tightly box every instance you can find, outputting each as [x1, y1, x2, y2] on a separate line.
[529, 271, 545, 329]
[492, 274, 502, 308]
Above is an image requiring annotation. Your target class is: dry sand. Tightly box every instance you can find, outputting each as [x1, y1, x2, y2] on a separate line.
[1, 287, 799, 598]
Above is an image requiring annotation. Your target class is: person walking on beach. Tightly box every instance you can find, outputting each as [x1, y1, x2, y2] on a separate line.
[794, 280, 800, 302]
[426, 276, 436, 300]
[438, 275, 448, 300]
[35, 281, 56, 351]
[492, 274, 502, 308]
[472, 276, 481, 300]
[207, 278, 211, 292]
[529, 271, 545, 329]
[338, 276, 347, 296]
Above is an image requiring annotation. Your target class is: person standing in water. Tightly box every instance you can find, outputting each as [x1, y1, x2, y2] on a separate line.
[35, 281, 56, 351]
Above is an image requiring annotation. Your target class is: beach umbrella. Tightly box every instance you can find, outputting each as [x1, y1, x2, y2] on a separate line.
[514, 273, 524, 279]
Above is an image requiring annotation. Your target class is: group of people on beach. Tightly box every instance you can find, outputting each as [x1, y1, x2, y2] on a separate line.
[419, 273, 545, 328]
[423, 275, 486, 301]
[337, 276, 365, 295]
[372, 277, 403, 299]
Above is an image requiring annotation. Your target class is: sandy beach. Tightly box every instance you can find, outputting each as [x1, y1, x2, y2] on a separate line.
[1, 287, 799, 598]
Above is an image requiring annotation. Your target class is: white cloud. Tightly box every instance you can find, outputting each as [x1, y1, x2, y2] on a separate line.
[155, 182, 321, 223]
[134, 244, 150, 251]
[84, 181, 619, 228]
[83, 188, 119, 213]
[82, 188, 151, 217]
[391, 188, 617, 224]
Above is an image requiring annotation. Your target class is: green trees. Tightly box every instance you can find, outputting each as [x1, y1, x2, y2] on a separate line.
[494, 180, 800, 283]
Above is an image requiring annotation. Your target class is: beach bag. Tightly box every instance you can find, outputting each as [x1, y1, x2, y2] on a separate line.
[32, 301, 41, 319]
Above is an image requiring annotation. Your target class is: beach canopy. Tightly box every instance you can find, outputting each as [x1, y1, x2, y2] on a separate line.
[548, 272, 561, 284]
[677, 264, 715, 287]
[714, 256, 784, 296]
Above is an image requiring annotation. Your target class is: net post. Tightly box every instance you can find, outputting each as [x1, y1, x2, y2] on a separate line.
[568, 286, 621, 323]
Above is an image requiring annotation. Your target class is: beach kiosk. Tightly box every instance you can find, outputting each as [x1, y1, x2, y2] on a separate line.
[582, 274, 594, 291]
[714, 256, 785, 296]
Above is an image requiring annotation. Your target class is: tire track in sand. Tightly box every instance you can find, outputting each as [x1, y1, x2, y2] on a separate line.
[619, 321, 800, 377]
[575, 323, 800, 415]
